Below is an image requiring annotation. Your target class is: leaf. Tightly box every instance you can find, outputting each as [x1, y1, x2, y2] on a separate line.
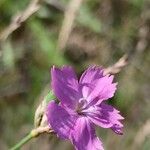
[45, 90, 56, 104]
[28, 19, 68, 66]
[2, 41, 15, 69]
[34, 90, 55, 127]
[77, 5, 101, 33]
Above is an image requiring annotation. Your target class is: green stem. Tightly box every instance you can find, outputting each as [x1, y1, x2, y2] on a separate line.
[9, 126, 50, 150]
[10, 132, 33, 150]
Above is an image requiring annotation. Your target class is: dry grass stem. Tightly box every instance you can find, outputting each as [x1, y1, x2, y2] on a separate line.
[0, 0, 43, 41]
[132, 120, 150, 149]
[104, 54, 128, 75]
[31, 126, 52, 137]
[57, 0, 83, 51]
[45, 0, 65, 11]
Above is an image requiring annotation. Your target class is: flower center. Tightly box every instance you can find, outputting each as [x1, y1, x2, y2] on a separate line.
[76, 98, 87, 115]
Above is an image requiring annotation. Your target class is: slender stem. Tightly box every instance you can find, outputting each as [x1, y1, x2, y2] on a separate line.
[9, 126, 51, 150]
[10, 132, 33, 150]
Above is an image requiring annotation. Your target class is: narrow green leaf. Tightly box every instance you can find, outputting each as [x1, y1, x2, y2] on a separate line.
[45, 90, 55, 104]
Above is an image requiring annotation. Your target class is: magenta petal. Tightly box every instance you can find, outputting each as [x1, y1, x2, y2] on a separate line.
[79, 66, 104, 98]
[79, 66, 117, 104]
[70, 117, 104, 150]
[87, 75, 117, 104]
[111, 124, 123, 135]
[46, 101, 77, 139]
[85, 103, 124, 133]
[51, 66, 80, 109]
[79, 66, 104, 84]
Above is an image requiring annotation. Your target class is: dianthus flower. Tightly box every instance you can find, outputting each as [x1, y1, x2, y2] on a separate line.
[47, 66, 124, 150]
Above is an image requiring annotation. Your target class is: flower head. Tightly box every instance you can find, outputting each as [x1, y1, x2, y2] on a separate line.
[46, 66, 124, 150]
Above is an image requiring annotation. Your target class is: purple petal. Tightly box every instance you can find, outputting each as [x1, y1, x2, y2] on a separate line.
[79, 66, 104, 84]
[111, 124, 123, 135]
[70, 117, 104, 150]
[46, 101, 77, 139]
[87, 75, 117, 105]
[84, 103, 124, 134]
[79, 66, 117, 105]
[79, 66, 104, 98]
[51, 66, 80, 110]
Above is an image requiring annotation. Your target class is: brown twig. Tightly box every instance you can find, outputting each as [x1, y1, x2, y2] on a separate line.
[57, 0, 84, 51]
[0, 0, 43, 41]
[104, 54, 128, 75]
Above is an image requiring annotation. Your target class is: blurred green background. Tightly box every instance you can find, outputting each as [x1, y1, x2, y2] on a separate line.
[0, 0, 150, 149]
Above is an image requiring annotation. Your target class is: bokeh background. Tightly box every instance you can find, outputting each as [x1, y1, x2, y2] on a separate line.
[0, 0, 150, 149]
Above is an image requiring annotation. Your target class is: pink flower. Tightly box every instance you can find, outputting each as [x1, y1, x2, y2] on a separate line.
[47, 66, 124, 150]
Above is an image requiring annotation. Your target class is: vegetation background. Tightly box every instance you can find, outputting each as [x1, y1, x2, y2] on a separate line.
[0, 0, 150, 149]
